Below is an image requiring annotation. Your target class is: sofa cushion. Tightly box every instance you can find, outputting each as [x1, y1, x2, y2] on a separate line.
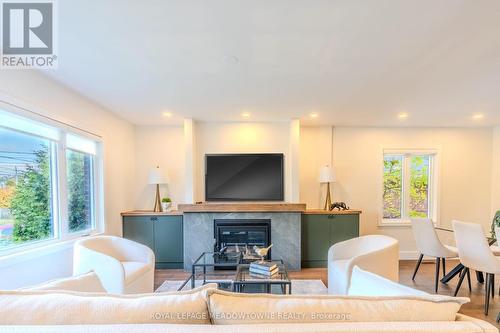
[0, 283, 216, 325]
[22, 271, 106, 293]
[348, 266, 428, 296]
[207, 289, 469, 325]
[122, 261, 151, 284]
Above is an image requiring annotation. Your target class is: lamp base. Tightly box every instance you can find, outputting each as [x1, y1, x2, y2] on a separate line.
[153, 184, 162, 212]
[323, 183, 332, 211]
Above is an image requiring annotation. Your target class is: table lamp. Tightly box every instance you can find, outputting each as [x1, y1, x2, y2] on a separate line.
[319, 165, 336, 211]
[148, 166, 169, 212]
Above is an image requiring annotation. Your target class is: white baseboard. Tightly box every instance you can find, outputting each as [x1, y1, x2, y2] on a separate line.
[399, 251, 420, 260]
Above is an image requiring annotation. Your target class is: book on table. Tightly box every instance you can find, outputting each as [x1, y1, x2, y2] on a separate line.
[250, 261, 277, 271]
[249, 266, 279, 277]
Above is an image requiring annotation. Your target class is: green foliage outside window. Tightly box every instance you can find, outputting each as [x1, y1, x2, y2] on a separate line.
[67, 150, 93, 232]
[409, 156, 429, 218]
[383, 156, 402, 219]
[10, 148, 52, 242]
[383, 154, 431, 220]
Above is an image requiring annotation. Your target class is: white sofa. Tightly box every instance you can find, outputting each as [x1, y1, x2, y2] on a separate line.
[73, 235, 155, 294]
[1, 272, 496, 333]
[0, 286, 498, 333]
[328, 235, 399, 294]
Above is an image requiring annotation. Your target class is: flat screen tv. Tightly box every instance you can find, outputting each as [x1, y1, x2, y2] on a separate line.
[205, 153, 284, 201]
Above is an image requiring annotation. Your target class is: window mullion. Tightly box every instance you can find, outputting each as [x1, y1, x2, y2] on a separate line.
[58, 137, 69, 238]
[403, 154, 411, 220]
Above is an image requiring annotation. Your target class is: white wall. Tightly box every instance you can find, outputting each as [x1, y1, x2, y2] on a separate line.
[194, 122, 292, 202]
[491, 126, 500, 218]
[299, 126, 333, 209]
[0, 71, 135, 288]
[133, 126, 185, 210]
[331, 127, 493, 257]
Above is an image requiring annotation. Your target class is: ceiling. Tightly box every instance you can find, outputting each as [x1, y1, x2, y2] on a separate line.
[45, 0, 500, 126]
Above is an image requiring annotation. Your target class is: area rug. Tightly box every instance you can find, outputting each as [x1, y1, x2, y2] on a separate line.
[156, 279, 328, 295]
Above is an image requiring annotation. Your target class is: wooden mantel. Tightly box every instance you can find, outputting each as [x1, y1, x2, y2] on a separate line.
[178, 203, 307, 213]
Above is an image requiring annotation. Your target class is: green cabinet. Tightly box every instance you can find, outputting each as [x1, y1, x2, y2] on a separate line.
[301, 213, 359, 268]
[123, 215, 183, 269]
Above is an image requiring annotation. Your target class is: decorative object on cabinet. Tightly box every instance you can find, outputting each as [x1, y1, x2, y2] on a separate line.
[161, 197, 172, 212]
[148, 166, 169, 212]
[319, 165, 336, 211]
[330, 202, 349, 211]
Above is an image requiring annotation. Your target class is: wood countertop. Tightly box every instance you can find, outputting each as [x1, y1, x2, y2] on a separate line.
[121, 206, 361, 216]
[304, 209, 362, 215]
[121, 210, 182, 216]
[178, 203, 307, 213]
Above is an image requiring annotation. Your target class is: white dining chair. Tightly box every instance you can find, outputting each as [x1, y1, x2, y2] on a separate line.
[411, 219, 460, 293]
[453, 220, 500, 315]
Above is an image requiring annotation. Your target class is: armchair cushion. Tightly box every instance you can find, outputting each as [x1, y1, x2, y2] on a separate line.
[122, 262, 152, 284]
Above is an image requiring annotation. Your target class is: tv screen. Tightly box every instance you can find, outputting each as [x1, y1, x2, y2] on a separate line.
[205, 153, 284, 201]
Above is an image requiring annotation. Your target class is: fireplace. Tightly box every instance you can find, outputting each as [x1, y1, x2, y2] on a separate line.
[214, 219, 271, 263]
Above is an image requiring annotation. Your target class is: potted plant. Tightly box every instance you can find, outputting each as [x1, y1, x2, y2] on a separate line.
[161, 197, 172, 212]
[491, 210, 500, 241]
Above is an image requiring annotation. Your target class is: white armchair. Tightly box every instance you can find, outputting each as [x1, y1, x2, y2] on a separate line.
[73, 235, 155, 294]
[328, 235, 399, 295]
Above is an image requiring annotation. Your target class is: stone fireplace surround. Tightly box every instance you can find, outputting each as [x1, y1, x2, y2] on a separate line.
[180, 204, 304, 271]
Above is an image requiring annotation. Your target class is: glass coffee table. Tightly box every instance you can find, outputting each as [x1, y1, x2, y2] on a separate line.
[233, 259, 291, 294]
[178, 251, 242, 291]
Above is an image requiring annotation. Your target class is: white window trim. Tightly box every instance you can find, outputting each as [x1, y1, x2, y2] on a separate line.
[379, 148, 440, 227]
[0, 98, 104, 257]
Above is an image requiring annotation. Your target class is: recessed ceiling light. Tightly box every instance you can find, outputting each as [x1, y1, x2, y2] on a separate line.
[472, 113, 484, 120]
[162, 111, 172, 117]
[398, 112, 409, 119]
[310, 112, 319, 118]
[241, 112, 251, 118]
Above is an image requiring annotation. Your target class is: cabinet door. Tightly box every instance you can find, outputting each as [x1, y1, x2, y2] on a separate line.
[154, 216, 183, 265]
[329, 214, 360, 245]
[301, 215, 331, 266]
[122, 216, 154, 250]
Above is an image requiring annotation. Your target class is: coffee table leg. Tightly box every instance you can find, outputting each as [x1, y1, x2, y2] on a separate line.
[203, 265, 206, 285]
[289, 283, 292, 294]
[191, 266, 196, 289]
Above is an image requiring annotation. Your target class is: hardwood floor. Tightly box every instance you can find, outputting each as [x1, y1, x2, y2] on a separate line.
[155, 259, 499, 327]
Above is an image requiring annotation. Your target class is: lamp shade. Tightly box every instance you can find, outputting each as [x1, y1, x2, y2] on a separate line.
[319, 165, 336, 183]
[148, 167, 169, 184]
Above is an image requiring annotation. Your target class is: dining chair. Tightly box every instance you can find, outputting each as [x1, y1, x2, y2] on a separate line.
[452, 220, 500, 315]
[411, 219, 460, 293]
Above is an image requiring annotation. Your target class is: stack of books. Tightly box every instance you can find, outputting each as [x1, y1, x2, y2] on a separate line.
[249, 261, 278, 277]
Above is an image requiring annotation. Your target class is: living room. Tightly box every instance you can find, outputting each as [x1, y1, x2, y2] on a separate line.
[0, 1, 499, 331]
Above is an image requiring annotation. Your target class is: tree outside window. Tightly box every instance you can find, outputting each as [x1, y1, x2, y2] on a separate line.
[382, 151, 435, 224]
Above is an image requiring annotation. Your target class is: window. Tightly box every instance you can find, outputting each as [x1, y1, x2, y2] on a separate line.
[66, 150, 94, 233]
[382, 150, 437, 225]
[0, 108, 101, 253]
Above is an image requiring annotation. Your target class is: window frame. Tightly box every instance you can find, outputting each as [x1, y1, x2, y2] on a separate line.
[379, 149, 439, 227]
[0, 102, 104, 257]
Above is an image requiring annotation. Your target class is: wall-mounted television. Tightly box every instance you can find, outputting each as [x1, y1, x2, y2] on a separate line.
[205, 153, 284, 201]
